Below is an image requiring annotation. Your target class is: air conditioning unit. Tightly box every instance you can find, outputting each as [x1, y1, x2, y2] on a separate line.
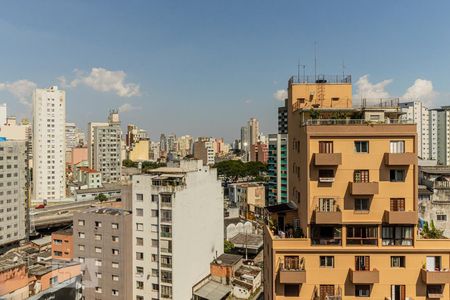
[319, 177, 335, 183]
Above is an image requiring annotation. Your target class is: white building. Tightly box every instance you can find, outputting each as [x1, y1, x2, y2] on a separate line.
[65, 122, 78, 150]
[435, 106, 450, 165]
[32, 86, 66, 202]
[0, 140, 28, 249]
[132, 160, 224, 300]
[400, 101, 431, 159]
[0, 103, 6, 126]
[87, 121, 109, 168]
[91, 110, 122, 183]
[193, 138, 215, 166]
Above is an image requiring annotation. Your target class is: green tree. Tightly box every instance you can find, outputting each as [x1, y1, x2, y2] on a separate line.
[421, 220, 444, 239]
[122, 159, 137, 168]
[95, 193, 108, 202]
[224, 240, 235, 253]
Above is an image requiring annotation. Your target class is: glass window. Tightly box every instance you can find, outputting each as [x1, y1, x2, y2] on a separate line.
[320, 256, 334, 268]
[391, 256, 406, 267]
[347, 226, 378, 245]
[354, 170, 369, 183]
[390, 169, 405, 182]
[382, 226, 413, 246]
[355, 141, 369, 153]
[355, 285, 370, 297]
[136, 193, 143, 201]
[319, 141, 333, 153]
[390, 141, 405, 153]
[355, 198, 369, 211]
[390, 198, 405, 211]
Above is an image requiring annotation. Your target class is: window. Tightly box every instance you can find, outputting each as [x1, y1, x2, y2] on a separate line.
[78, 219, 85, 226]
[347, 226, 378, 245]
[136, 266, 144, 275]
[382, 226, 413, 246]
[151, 239, 159, 247]
[320, 256, 334, 267]
[319, 285, 335, 300]
[136, 223, 144, 231]
[95, 259, 102, 266]
[437, 214, 447, 221]
[95, 247, 102, 253]
[355, 256, 370, 271]
[151, 194, 158, 202]
[390, 141, 405, 153]
[136, 252, 144, 260]
[137, 281, 144, 290]
[354, 170, 369, 183]
[355, 285, 370, 297]
[319, 141, 333, 153]
[96, 272, 102, 278]
[318, 198, 335, 212]
[78, 232, 85, 238]
[49, 276, 58, 285]
[391, 285, 406, 300]
[79, 257, 85, 263]
[355, 141, 369, 153]
[136, 297, 144, 300]
[112, 236, 119, 242]
[112, 223, 119, 229]
[95, 287, 102, 293]
[112, 249, 119, 255]
[112, 262, 119, 268]
[53, 251, 62, 256]
[151, 209, 158, 217]
[152, 284, 159, 291]
[79, 245, 85, 251]
[112, 275, 119, 281]
[390, 198, 405, 211]
[318, 169, 334, 181]
[95, 234, 102, 241]
[355, 198, 369, 212]
[283, 256, 300, 270]
[390, 169, 405, 182]
[391, 256, 406, 268]
[284, 284, 300, 297]
[94, 221, 102, 228]
[136, 193, 143, 201]
[53, 239, 62, 245]
[112, 289, 119, 296]
[136, 208, 143, 217]
[136, 237, 144, 246]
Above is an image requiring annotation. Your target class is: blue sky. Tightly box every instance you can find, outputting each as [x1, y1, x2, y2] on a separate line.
[0, 1, 449, 142]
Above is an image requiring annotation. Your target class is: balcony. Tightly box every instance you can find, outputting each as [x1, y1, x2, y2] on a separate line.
[314, 210, 342, 225]
[421, 269, 450, 284]
[383, 210, 417, 225]
[314, 153, 342, 166]
[350, 182, 379, 195]
[384, 152, 416, 166]
[349, 269, 379, 284]
[279, 268, 306, 284]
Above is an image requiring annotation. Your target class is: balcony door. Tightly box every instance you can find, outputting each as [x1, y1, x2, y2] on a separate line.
[355, 256, 370, 271]
[319, 285, 334, 300]
[390, 141, 405, 153]
[426, 256, 441, 271]
[391, 285, 405, 300]
[319, 141, 333, 153]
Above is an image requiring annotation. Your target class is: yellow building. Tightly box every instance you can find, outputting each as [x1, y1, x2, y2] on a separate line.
[129, 139, 149, 161]
[264, 74, 450, 300]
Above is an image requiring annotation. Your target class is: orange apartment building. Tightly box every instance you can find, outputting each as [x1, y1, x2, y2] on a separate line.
[264, 74, 450, 300]
[51, 228, 74, 261]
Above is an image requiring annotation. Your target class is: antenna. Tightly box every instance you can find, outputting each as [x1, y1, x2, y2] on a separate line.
[342, 60, 346, 78]
[314, 42, 318, 80]
[297, 60, 306, 82]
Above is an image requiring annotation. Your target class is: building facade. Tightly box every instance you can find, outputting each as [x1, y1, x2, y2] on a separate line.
[73, 207, 132, 300]
[250, 141, 268, 163]
[268, 133, 288, 205]
[132, 160, 224, 300]
[264, 74, 450, 300]
[193, 138, 215, 165]
[0, 140, 28, 250]
[32, 86, 66, 202]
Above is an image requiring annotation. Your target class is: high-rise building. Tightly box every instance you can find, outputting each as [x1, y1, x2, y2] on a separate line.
[400, 101, 431, 159]
[32, 86, 66, 202]
[160, 134, 167, 154]
[240, 126, 250, 161]
[167, 134, 177, 153]
[267, 133, 288, 205]
[73, 207, 132, 300]
[88, 122, 109, 168]
[176, 135, 193, 158]
[126, 124, 150, 161]
[92, 110, 122, 183]
[65, 122, 79, 150]
[250, 141, 268, 163]
[150, 141, 161, 161]
[248, 117, 260, 147]
[435, 106, 450, 165]
[264, 74, 450, 299]
[0, 140, 28, 250]
[0, 103, 6, 126]
[132, 160, 223, 300]
[278, 99, 288, 134]
[193, 137, 215, 165]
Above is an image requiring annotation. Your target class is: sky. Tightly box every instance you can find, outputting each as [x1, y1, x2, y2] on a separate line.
[0, 1, 450, 142]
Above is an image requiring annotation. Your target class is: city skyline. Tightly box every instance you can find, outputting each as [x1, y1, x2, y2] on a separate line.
[1, 1, 450, 141]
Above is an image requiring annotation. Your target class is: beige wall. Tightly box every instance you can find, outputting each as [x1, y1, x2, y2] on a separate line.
[289, 82, 352, 111]
[129, 140, 149, 161]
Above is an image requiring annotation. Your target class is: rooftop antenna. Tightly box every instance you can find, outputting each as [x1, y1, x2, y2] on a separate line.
[342, 60, 346, 78]
[314, 42, 318, 80]
[297, 59, 306, 82]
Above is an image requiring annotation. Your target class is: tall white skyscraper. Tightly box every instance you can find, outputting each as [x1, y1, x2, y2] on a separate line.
[88, 121, 109, 168]
[32, 86, 66, 202]
[400, 101, 430, 159]
[248, 117, 260, 147]
[0, 103, 7, 126]
[435, 106, 450, 165]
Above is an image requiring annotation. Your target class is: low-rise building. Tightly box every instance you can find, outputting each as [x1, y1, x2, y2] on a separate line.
[73, 167, 102, 189]
[229, 183, 265, 220]
[51, 229, 74, 261]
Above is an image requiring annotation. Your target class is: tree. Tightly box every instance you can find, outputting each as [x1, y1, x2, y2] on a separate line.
[122, 159, 137, 168]
[224, 240, 235, 253]
[421, 220, 444, 239]
[95, 193, 108, 202]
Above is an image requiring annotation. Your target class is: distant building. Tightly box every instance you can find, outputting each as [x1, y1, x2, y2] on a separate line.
[250, 141, 268, 163]
[193, 137, 215, 165]
[33, 86, 66, 202]
[73, 207, 132, 300]
[126, 124, 150, 161]
[278, 99, 288, 134]
[65, 122, 78, 150]
[0, 103, 6, 126]
[87, 121, 109, 168]
[0, 140, 29, 251]
[268, 133, 288, 205]
[228, 182, 265, 220]
[91, 110, 122, 183]
[51, 228, 74, 261]
[74, 167, 102, 189]
[132, 160, 224, 300]
[248, 118, 260, 148]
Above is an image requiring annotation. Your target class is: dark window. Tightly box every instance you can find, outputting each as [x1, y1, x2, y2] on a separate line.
[382, 226, 413, 246]
[390, 169, 405, 182]
[347, 226, 378, 245]
[390, 198, 405, 211]
[318, 169, 334, 178]
[284, 284, 299, 297]
[391, 256, 406, 267]
[355, 256, 370, 271]
[355, 198, 369, 211]
[355, 285, 370, 297]
[319, 256, 334, 267]
[355, 141, 369, 153]
[319, 285, 335, 300]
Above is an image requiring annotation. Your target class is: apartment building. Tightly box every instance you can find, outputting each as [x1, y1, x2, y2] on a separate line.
[0, 103, 6, 126]
[32, 86, 66, 202]
[132, 160, 223, 300]
[435, 106, 450, 165]
[278, 99, 288, 134]
[248, 117, 260, 147]
[73, 207, 132, 300]
[250, 141, 268, 163]
[88, 121, 109, 167]
[228, 182, 265, 220]
[268, 133, 288, 205]
[51, 228, 74, 261]
[0, 140, 28, 251]
[193, 137, 215, 165]
[91, 110, 122, 183]
[400, 101, 430, 160]
[264, 74, 450, 300]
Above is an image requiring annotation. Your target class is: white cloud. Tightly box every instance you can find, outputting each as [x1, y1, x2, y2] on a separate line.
[401, 78, 437, 106]
[66, 67, 140, 97]
[273, 89, 287, 101]
[118, 103, 140, 113]
[244, 98, 253, 104]
[0, 79, 37, 106]
[354, 74, 393, 99]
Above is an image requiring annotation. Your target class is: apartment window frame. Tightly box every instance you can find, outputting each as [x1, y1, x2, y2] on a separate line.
[391, 256, 406, 268]
[355, 141, 369, 153]
[355, 285, 370, 297]
[390, 198, 405, 212]
[347, 226, 378, 246]
[382, 225, 413, 246]
[319, 141, 333, 154]
[354, 198, 370, 212]
[319, 256, 334, 268]
[354, 170, 369, 183]
[390, 140, 405, 154]
[390, 169, 405, 182]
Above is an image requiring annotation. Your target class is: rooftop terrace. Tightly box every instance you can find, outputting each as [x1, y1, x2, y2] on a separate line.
[289, 74, 351, 85]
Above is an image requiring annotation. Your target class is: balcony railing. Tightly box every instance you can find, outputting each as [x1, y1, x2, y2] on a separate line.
[160, 232, 172, 238]
[421, 269, 450, 284]
[288, 74, 351, 85]
[303, 119, 413, 126]
[314, 209, 342, 225]
[161, 247, 172, 254]
[423, 179, 450, 190]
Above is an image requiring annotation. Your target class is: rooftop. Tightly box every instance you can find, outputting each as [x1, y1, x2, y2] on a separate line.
[31, 235, 52, 247]
[53, 228, 73, 235]
[83, 207, 131, 216]
[213, 253, 242, 266]
[289, 74, 351, 85]
[421, 166, 450, 175]
[303, 118, 413, 126]
[229, 233, 263, 250]
[193, 280, 231, 300]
